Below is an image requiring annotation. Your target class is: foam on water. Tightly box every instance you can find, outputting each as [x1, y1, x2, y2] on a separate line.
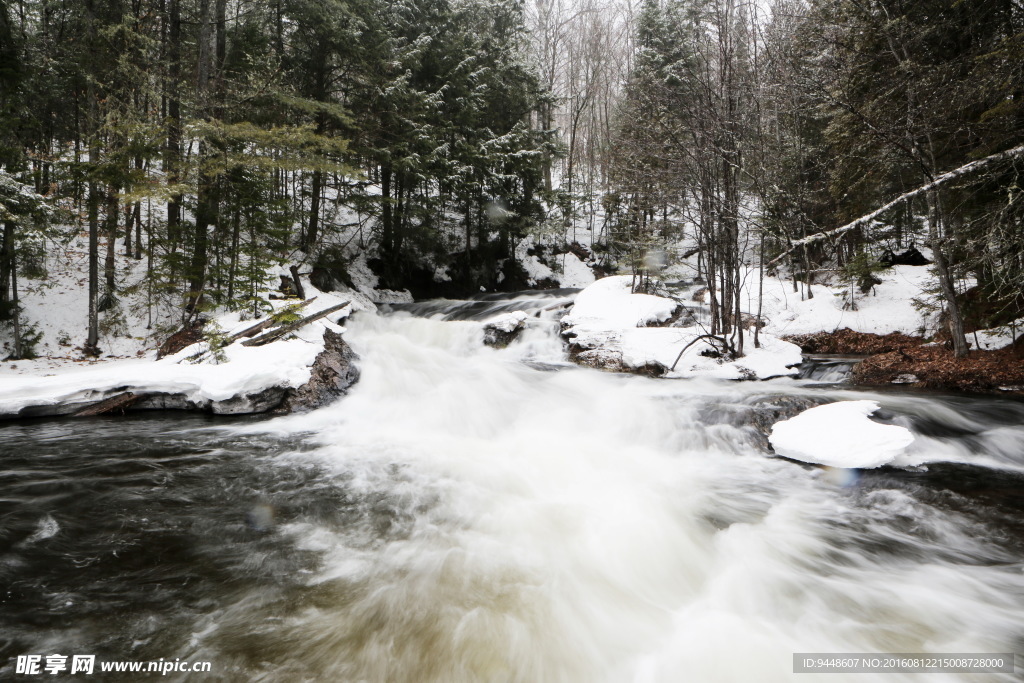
[188, 305, 1023, 682]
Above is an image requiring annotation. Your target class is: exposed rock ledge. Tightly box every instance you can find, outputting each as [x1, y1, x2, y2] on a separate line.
[3, 330, 359, 420]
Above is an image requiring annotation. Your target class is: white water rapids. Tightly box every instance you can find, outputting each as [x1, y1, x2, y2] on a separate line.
[181, 298, 1023, 682]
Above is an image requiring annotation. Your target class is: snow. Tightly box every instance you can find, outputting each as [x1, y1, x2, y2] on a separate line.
[768, 400, 915, 468]
[0, 299, 352, 417]
[0, 336, 322, 416]
[971, 318, 1023, 351]
[749, 265, 935, 337]
[562, 276, 803, 380]
[563, 275, 677, 328]
[483, 310, 528, 333]
[513, 237, 596, 289]
[557, 252, 597, 289]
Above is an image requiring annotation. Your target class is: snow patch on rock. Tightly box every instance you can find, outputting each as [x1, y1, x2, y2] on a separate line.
[768, 400, 915, 468]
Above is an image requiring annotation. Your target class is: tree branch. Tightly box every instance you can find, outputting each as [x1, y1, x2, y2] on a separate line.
[768, 143, 1024, 267]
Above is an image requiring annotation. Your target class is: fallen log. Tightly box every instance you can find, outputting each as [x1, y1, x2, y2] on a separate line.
[227, 297, 317, 343]
[72, 391, 140, 416]
[241, 301, 351, 347]
[768, 142, 1024, 267]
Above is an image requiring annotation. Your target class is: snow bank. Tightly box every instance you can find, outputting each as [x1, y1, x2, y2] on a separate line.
[563, 275, 677, 328]
[972, 318, 1024, 351]
[768, 400, 915, 468]
[0, 299, 352, 418]
[747, 265, 935, 337]
[562, 276, 802, 380]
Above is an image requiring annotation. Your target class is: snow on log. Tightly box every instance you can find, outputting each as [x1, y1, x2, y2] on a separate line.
[241, 301, 350, 347]
[768, 142, 1024, 266]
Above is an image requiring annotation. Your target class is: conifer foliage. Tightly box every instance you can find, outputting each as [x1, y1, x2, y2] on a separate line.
[0, 0, 549, 355]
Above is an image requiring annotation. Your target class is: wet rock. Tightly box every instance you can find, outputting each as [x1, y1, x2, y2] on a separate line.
[275, 329, 360, 413]
[214, 387, 290, 414]
[482, 312, 528, 348]
[743, 395, 832, 453]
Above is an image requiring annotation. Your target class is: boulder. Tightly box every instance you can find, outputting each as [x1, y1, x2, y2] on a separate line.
[274, 329, 360, 413]
[482, 311, 528, 348]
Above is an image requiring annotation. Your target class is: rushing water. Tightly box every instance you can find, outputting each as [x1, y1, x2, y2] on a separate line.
[2, 292, 1023, 682]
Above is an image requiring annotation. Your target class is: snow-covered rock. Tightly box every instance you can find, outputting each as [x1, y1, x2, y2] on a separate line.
[482, 311, 529, 347]
[563, 275, 678, 328]
[768, 400, 915, 468]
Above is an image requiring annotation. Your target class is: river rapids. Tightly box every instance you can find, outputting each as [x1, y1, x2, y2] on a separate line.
[1, 292, 1022, 681]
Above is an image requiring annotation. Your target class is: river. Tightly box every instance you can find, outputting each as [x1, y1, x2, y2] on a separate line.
[1, 291, 1022, 681]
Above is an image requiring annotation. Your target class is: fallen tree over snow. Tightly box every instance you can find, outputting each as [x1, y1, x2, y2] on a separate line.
[768, 142, 1024, 267]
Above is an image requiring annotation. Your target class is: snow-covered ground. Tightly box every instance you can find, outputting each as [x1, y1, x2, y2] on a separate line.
[745, 265, 937, 337]
[0, 293, 354, 417]
[561, 275, 804, 380]
[972, 317, 1024, 351]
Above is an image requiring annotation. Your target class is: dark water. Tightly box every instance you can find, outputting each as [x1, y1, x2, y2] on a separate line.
[0, 414, 390, 679]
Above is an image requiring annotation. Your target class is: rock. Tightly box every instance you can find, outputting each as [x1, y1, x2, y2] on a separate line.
[567, 241, 591, 262]
[743, 395, 832, 453]
[133, 393, 205, 411]
[274, 328, 360, 413]
[482, 311, 528, 348]
[7, 329, 360, 420]
[567, 344, 667, 377]
[880, 245, 931, 267]
[213, 387, 290, 414]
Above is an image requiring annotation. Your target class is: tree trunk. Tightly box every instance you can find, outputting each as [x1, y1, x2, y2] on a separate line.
[166, 0, 182, 251]
[304, 169, 322, 252]
[0, 220, 12, 315]
[87, 181, 100, 353]
[927, 191, 969, 357]
[10, 247, 21, 359]
[380, 164, 393, 261]
[104, 187, 118, 295]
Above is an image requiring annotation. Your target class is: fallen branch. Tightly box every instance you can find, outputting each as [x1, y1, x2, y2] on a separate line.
[73, 392, 140, 416]
[227, 297, 317, 343]
[241, 301, 350, 347]
[768, 142, 1024, 267]
[670, 334, 735, 372]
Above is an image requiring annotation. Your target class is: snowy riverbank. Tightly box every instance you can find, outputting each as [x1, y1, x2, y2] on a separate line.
[0, 295, 359, 419]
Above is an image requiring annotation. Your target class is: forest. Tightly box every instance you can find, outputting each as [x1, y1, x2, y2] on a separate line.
[5, 1, 1024, 676]
[1, 0, 1023, 360]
